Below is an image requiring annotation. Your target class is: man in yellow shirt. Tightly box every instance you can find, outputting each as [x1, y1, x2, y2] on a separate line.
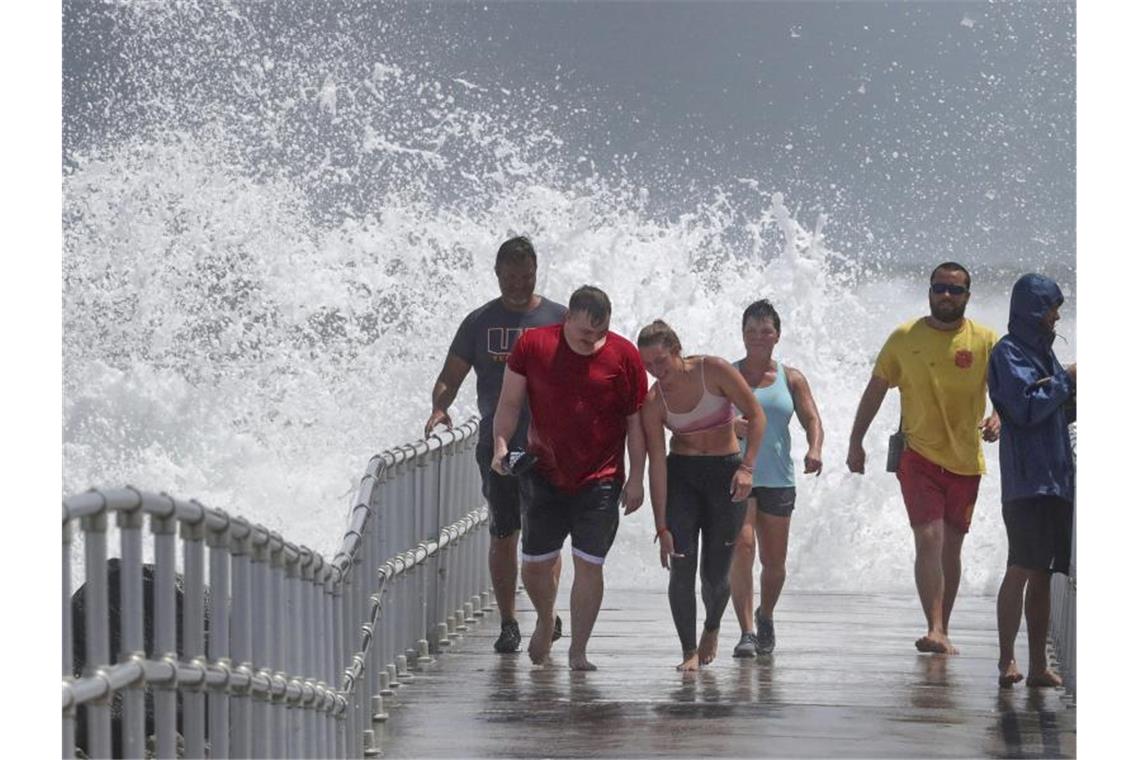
[847, 262, 1000, 655]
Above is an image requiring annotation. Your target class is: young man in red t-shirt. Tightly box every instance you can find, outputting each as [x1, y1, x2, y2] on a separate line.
[492, 285, 648, 670]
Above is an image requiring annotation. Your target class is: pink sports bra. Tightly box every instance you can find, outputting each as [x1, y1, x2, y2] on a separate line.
[660, 357, 736, 435]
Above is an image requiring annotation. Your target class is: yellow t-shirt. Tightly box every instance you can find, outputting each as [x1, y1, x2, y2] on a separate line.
[873, 317, 997, 475]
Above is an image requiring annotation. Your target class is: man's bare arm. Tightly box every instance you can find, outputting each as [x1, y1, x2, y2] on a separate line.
[425, 353, 473, 437]
[622, 410, 647, 514]
[846, 375, 890, 474]
[490, 367, 528, 474]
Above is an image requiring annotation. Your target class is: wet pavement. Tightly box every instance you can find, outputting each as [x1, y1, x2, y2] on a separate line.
[371, 589, 1075, 758]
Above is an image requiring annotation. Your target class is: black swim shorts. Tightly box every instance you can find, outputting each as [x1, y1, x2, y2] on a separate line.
[518, 470, 620, 565]
[475, 442, 522, 538]
[1002, 495, 1073, 575]
[750, 486, 796, 518]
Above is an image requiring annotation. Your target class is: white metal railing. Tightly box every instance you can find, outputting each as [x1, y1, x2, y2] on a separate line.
[63, 418, 491, 758]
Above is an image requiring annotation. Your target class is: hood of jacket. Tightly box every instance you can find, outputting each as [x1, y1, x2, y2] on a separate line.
[1008, 273, 1064, 353]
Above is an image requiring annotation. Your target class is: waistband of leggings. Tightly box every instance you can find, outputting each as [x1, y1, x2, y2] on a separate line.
[666, 452, 742, 464]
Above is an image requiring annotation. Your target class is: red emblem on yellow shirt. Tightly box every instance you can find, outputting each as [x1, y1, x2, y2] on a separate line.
[954, 350, 973, 369]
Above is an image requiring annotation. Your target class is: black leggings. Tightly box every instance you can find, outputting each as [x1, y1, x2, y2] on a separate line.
[665, 453, 747, 653]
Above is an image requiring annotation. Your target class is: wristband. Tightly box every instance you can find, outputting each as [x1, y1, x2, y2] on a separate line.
[738, 463, 754, 473]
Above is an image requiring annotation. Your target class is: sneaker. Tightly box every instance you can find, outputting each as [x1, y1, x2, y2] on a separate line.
[494, 619, 521, 653]
[733, 632, 759, 658]
[552, 614, 563, 642]
[754, 612, 775, 655]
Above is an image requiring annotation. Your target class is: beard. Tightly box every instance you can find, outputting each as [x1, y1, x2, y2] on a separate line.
[930, 300, 967, 323]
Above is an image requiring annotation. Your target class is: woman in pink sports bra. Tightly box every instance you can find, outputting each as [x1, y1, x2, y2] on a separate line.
[637, 320, 766, 671]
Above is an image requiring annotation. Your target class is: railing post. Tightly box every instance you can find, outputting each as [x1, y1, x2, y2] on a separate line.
[332, 558, 347, 759]
[249, 527, 271, 759]
[207, 511, 232, 759]
[268, 534, 288, 760]
[335, 552, 352, 759]
[82, 508, 112, 760]
[151, 506, 178, 760]
[229, 520, 253, 760]
[181, 510, 207, 759]
[117, 499, 146, 759]
[63, 516, 76, 759]
[284, 546, 301, 759]
[299, 547, 317, 760]
[423, 446, 442, 663]
[326, 567, 337, 756]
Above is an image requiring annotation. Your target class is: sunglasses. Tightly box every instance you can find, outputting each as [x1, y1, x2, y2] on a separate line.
[930, 283, 969, 295]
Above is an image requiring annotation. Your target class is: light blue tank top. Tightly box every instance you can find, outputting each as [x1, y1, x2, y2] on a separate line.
[735, 360, 796, 487]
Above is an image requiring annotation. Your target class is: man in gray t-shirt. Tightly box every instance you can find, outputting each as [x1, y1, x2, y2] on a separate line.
[425, 236, 566, 654]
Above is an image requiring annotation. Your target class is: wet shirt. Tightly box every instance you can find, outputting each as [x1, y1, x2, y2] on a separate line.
[449, 297, 567, 446]
[734, 360, 796, 488]
[987, 274, 1075, 503]
[873, 318, 997, 476]
[507, 324, 648, 492]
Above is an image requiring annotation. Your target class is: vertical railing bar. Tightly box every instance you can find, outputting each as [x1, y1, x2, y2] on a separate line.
[208, 517, 232, 760]
[249, 530, 270, 760]
[181, 514, 207, 759]
[418, 453, 434, 666]
[325, 573, 335, 758]
[283, 553, 297, 760]
[230, 527, 253, 760]
[305, 553, 319, 760]
[353, 520, 371, 757]
[333, 564, 347, 760]
[355, 528, 369, 760]
[294, 553, 307, 760]
[152, 510, 178, 760]
[311, 563, 323, 759]
[270, 537, 287, 760]
[341, 547, 357, 760]
[118, 504, 146, 759]
[63, 517, 76, 759]
[82, 510, 112, 760]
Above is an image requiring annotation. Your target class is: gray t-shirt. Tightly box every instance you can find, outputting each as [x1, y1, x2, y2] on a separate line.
[449, 296, 567, 447]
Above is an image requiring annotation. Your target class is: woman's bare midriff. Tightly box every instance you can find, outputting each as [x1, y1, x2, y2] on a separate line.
[668, 422, 740, 456]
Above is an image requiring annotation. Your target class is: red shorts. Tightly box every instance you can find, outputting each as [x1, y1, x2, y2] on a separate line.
[896, 448, 981, 534]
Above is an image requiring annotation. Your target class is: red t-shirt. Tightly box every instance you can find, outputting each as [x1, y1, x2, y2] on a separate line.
[507, 324, 648, 492]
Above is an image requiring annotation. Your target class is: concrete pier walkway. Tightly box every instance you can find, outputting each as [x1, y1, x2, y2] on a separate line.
[372, 589, 1075, 758]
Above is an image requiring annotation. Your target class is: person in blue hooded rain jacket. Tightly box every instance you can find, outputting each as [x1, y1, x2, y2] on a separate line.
[987, 273, 1075, 689]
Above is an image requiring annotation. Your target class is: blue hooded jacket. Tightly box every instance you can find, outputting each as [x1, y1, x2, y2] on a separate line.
[986, 274, 1075, 504]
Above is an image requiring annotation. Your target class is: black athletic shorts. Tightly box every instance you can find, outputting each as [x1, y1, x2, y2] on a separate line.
[1002, 495, 1073, 575]
[519, 470, 621, 565]
[475, 442, 522, 538]
[750, 486, 796, 517]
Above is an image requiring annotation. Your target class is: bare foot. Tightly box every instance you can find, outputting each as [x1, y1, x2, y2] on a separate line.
[1026, 669, 1063, 688]
[698, 629, 719, 665]
[528, 616, 555, 665]
[676, 650, 699, 672]
[915, 632, 959, 655]
[568, 651, 597, 671]
[998, 659, 1024, 688]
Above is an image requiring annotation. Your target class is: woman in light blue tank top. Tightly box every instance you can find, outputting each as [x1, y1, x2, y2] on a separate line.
[727, 300, 824, 657]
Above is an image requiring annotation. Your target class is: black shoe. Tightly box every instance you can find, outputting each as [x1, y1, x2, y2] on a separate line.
[552, 614, 563, 642]
[494, 619, 521, 653]
[754, 611, 775, 655]
[733, 632, 759, 658]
